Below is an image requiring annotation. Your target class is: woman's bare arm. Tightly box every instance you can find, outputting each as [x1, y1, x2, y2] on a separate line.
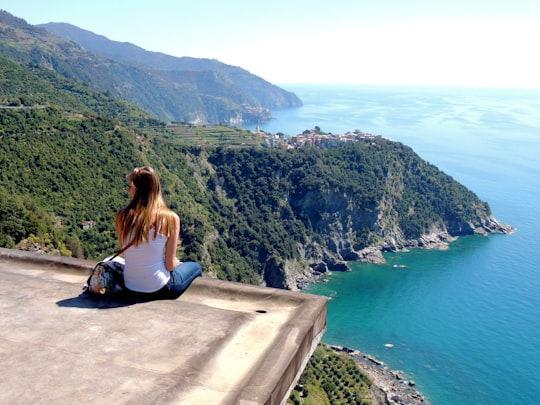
[164, 213, 181, 271]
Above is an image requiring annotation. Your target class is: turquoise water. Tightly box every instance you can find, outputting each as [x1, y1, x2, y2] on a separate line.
[243, 85, 540, 404]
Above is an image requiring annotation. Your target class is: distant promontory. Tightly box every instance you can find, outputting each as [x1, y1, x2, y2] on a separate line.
[0, 10, 301, 125]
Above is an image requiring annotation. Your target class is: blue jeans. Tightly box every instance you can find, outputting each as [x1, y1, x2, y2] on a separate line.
[166, 261, 202, 297]
[124, 261, 202, 301]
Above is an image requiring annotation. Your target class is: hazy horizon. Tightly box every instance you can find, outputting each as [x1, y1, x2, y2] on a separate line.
[3, 0, 540, 89]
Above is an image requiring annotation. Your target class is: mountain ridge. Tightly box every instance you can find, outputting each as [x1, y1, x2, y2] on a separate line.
[0, 10, 513, 291]
[37, 21, 302, 112]
[0, 10, 301, 124]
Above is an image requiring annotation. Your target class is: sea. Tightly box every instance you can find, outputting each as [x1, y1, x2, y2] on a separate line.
[242, 84, 540, 405]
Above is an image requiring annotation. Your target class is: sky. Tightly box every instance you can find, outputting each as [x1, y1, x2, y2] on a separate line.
[3, 0, 540, 88]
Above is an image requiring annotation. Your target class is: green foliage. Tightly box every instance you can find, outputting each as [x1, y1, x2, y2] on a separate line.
[288, 344, 373, 405]
[0, 37, 495, 287]
[0, 56, 153, 126]
[204, 140, 491, 276]
[0, 15, 498, 399]
[0, 11, 301, 125]
[0, 78, 146, 257]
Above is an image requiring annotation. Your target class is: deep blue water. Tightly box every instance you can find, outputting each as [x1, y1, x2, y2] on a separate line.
[243, 85, 540, 405]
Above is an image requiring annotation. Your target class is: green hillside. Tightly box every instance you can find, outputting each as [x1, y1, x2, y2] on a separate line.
[0, 9, 511, 404]
[0, 28, 511, 288]
[0, 10, 301, 124]
[0, 24, 510, 404]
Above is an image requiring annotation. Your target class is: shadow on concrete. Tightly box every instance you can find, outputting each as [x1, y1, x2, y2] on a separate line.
[56, 291, 175, 309]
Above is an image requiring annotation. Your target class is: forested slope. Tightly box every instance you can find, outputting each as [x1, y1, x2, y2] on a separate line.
[0, 10, 300, 124]
[0, 49, 512, 289]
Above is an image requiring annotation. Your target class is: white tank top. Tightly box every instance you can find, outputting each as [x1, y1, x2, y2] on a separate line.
[123, 232, 171, 293]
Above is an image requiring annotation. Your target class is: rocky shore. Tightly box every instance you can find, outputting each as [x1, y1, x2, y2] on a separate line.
[300, 221, 515, 400]
[295, 217, 515, 290]
[330, 345, 431, 405]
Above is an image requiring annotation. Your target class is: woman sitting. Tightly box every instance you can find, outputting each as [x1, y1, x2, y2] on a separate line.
[116, 166, 202, 299]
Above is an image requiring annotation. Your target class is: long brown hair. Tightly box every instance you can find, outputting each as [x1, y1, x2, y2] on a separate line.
[116, 166, 177, 247]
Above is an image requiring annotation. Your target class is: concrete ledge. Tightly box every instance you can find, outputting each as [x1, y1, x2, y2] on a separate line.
[0, 248, 327, 404]
[0, 246, 97, 271]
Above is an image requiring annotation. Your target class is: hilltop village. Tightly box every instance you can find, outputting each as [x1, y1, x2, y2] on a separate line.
[256, 126, 385, 148]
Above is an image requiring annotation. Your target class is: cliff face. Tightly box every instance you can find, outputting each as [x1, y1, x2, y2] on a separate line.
[291, 188, 512, 266]
[282, 189, 514, 290]
[203, 142, 514, 290]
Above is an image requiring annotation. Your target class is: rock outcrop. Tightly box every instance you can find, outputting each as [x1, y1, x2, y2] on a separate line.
[330, 345, 430, 405]
[289, 187, 514, 289]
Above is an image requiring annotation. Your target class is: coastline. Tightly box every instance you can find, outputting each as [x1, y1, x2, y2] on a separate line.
[270, 84, 536, 405]
[330, 345, 430, 405]
[296, 219, 515, 290]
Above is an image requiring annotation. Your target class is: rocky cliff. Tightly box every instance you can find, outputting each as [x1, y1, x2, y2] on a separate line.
[203, 142, 514, 290]
[285, 188, 513, 290]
